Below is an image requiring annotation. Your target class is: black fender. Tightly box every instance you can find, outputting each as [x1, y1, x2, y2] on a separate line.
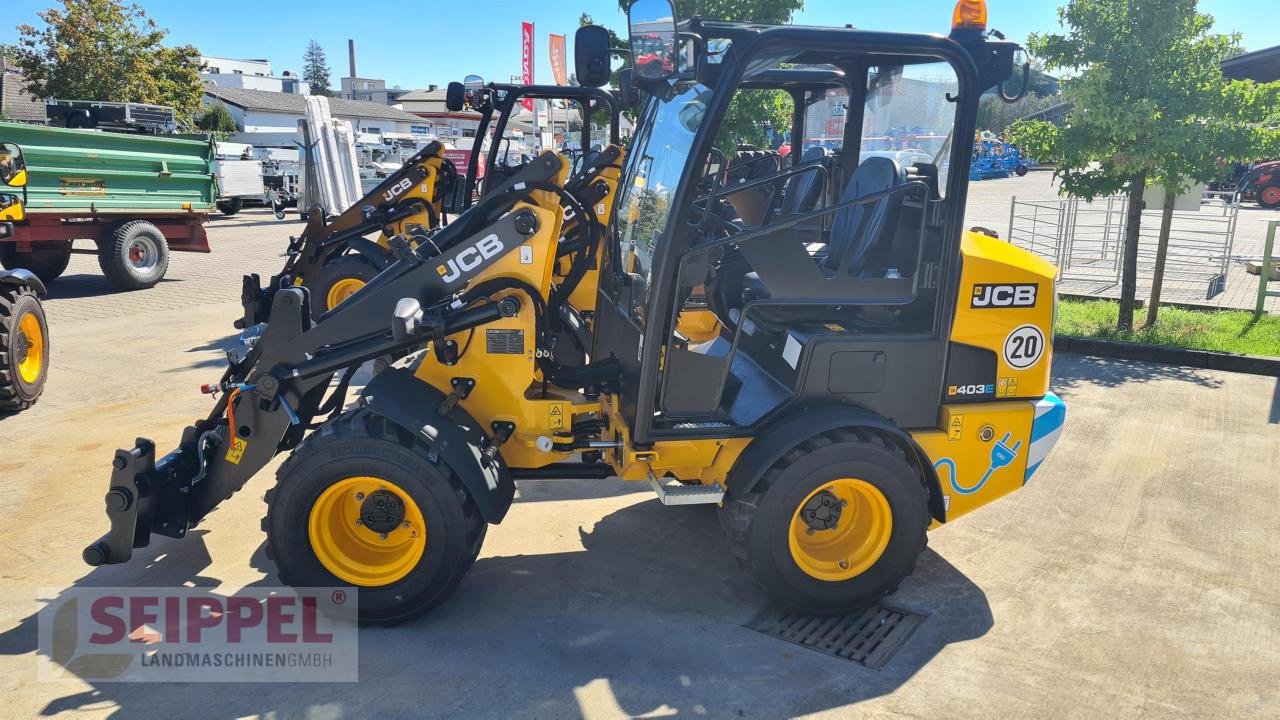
[726, 404, 947, 523]
[358, 367, 515, 523]
[0, 268, 47, 297]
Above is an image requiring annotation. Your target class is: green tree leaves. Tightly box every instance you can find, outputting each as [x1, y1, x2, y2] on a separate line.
[8, 0, 205, 122]
[194, 101, 237, 132]
[1007, 0, 1280, 328]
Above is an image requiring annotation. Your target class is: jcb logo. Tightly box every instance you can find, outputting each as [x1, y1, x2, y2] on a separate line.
[972, 283, 1037, 308]
[382, 178, 412, 203]
[437, 234, 504, 284]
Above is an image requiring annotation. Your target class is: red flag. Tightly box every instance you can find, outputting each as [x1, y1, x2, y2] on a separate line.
[549, 34, 567, 86]
[521, 22, 535, 110]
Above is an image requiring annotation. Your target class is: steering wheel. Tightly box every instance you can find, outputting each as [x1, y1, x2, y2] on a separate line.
[690, 195, 745, 240]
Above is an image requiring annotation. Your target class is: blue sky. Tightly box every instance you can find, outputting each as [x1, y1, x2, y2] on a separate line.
[3, 1, 1279, 91]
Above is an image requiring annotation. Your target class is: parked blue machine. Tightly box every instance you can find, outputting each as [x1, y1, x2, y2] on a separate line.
[970, 138, 1033, 181]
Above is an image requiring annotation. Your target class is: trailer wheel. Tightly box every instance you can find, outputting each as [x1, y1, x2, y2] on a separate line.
[0, 242, 71, 283]
[98, 221, 169, 290]
[65, 109, 95, 129]
[0, 283, 49, 412]
[718, 429, 929, 613]
[1259, 184, 1280, 209]
[265, 409, 487, 625]
[311, 255, 381, 314]
[216, 197, 244, 216]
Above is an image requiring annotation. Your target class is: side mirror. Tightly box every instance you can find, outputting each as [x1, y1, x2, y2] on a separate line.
[618, 69, 639, 109]
[628, 0, 678, 81]
[0, 143, 27, 188]
[463, 74, 485, 92]
[445, 81, 465, 112]
[575, 25, 613, 88]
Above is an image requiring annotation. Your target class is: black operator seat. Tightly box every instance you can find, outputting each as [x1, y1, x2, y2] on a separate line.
[820, 156, 906, 277]
[740, 155, 907, 303]
[778, 146, 831, 217]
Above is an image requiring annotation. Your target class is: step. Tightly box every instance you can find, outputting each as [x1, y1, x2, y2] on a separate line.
[647, 473, 725, 506]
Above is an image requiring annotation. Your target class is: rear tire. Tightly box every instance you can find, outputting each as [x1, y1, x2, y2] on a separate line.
[0, 284, 48, 412]
[98, 220, 169, 290]
[216, 197, 244, 216]
[1259, 184, 1280, 209]
[0, 242, 71, 283]
[265, 409, 487, 625]
[718, 429, 929, 613]
[310, 255, 381, 314]
[65, 110, 95, 129]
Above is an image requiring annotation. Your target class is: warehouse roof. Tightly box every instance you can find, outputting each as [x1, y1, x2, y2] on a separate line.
[1221, 45, 1280, 83]
[204, 83, 423, 122]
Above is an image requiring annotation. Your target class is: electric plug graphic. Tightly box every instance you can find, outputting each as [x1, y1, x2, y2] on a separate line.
[978, 432, 1022, 486]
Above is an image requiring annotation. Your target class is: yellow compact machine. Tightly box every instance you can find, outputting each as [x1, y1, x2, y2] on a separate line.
[290, 81, 625, 318]
[86, 8, 1066, 625]
[0, 143, 49, 413]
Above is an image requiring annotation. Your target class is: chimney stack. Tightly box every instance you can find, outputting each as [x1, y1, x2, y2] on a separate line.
[348, 39, 356, 78]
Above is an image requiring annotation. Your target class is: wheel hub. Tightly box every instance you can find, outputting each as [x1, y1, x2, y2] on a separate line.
[13, 331, 29, 364]
[801, 490, 845, 532]
[360, 489, 406, 534]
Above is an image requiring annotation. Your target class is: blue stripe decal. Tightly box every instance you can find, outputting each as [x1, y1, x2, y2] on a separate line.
[1023, 460, 1042, 484]
[1030, 393, 1066, 443]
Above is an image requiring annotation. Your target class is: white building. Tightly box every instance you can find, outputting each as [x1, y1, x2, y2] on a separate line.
[203, 83, 426, 148]
[340, 77, 409, 106]
[200, 55, 310, 95]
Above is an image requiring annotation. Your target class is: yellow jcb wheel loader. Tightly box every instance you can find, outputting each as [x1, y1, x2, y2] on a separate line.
[85, 3, 1067, 625]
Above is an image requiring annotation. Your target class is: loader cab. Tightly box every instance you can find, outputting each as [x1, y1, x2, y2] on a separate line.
[445, 27, 622, 211]
[596, 0, 1025, 444]
[446, 80, 622, 210]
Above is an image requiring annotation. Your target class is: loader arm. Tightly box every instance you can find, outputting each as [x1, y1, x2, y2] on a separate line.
[84, 152, 572, 567]
[279, 141, 456, 289]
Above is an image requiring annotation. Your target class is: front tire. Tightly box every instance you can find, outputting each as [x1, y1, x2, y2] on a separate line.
[0, 284, 49, 412]
[719, 429, 929, 613]
[98, 221, 169, 290]
[265, 410, 486, 625]
[310, 255, 381, 314]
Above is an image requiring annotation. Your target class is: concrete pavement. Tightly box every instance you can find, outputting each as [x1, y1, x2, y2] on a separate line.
[0, 209, 1277, 718]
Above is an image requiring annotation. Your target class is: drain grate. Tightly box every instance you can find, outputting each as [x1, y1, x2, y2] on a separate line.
[746, 604, 926, 669]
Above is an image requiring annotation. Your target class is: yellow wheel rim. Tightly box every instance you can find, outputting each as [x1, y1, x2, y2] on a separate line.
[789, 479, 893, 582]
[308, 477, 427, 587]
[16, 311, 44, 385]
[325, 278, 366, 309]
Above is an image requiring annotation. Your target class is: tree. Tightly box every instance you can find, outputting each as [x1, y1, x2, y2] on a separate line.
[303, 41, 333, 97]
[8, 0, 205, 122]
[1009, 0, 1280, 329]
[194, 101, 237, 132]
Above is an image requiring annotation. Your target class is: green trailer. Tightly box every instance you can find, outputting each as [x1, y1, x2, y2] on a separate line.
[0, 122, 215, 290]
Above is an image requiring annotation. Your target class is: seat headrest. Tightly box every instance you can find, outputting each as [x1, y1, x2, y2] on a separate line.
[801, 146, 829, 163]
[843, 156, 904, 200]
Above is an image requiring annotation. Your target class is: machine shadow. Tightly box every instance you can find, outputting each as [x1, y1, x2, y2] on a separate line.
[3, 497, 992, 718]
[43, 274, 182, 300]
[1052, 351, 1225, 391]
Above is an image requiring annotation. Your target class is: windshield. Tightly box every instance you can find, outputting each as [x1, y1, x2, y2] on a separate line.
[613, 83, 712, 319]
[861, 62, 958, 193]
